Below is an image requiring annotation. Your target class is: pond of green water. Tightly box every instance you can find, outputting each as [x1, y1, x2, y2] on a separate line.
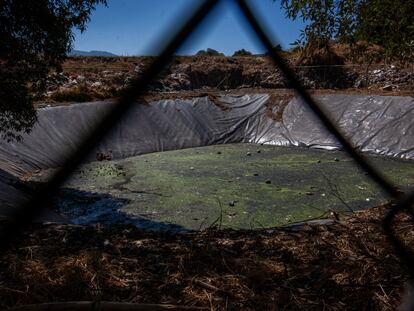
[55, 144, 414, 230]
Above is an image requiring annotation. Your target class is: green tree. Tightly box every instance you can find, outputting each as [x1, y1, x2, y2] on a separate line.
[0, 0, 106, 141]
[196, 48, 224, 56]
[233, 49, 252, 56]
[277, 0, 414, 63]
[355, 0, 414, 62]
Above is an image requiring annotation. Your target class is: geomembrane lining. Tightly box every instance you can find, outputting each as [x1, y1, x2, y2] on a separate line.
[0, 94, 413, 226]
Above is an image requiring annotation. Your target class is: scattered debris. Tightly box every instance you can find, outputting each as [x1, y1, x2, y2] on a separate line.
[0, 203, 412, 310]
[43, 57, 414, 102]
[382, 84, 393, 91]
[96, 150, 113, 161]
[227, 212, 237, 218]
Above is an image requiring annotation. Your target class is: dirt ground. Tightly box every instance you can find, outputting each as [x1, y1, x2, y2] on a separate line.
[0, 204, 413, 310]
[38, 53, 413, 107]
[34, 87, 414, 112]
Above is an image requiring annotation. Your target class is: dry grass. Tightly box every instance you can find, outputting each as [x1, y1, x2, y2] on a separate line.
[0, 204, 413, 310]
[50, 85, 94, 102]
[49, 84, 119, 103]
[40, 54, 413, 105]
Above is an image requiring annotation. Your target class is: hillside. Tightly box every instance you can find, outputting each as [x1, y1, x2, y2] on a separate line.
[68, 50, 118, 57]
[42, 54, 413, 104]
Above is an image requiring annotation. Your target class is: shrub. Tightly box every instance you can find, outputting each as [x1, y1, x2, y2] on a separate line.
[50, 85, 93, 102]
[196, 48, 224, 56]
[233, 49, 252, 56]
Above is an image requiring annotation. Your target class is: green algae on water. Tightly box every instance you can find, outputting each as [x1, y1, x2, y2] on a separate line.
[58, 144, 414, 230]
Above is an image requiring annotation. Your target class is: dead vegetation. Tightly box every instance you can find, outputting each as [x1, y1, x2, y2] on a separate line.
[294, 41, 345, 67]
[50, 85, 94, 102]
[265, 92, 294, 122]
[0, 204, 413, 310]
[49, 83, 120, 103]
[40, 52, 413, 105]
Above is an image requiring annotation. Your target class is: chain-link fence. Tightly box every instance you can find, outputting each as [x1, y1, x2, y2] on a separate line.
[1, 0, 413, 306]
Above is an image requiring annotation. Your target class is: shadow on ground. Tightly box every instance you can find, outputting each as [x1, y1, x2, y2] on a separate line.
[53, 188, 187, 232]
[0, 204, 412, 310]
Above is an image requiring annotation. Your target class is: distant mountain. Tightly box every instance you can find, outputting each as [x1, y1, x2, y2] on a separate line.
[68, 49, 118, 57]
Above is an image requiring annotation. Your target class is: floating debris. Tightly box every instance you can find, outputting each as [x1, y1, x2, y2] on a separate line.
[227, 212, 237, 218]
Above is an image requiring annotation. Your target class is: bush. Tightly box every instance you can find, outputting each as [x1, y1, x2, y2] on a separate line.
[232, 49, 252, 56]
[50, 85, 93, 102]
[196, 48, 224, 56]
[0, 0, 106, 139]
[264, 44, 285, 54]
[295, 40, 345, 66]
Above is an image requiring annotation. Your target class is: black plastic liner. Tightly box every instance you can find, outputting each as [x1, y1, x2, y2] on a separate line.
[0, 94, 412, 218]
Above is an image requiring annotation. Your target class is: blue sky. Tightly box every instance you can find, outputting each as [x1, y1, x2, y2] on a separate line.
[73, 0, 305, 56]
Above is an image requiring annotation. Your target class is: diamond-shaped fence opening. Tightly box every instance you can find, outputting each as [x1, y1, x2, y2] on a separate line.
[1, 0, 413, 304]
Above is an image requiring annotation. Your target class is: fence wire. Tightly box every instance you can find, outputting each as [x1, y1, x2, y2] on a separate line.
[1, 0, 413, 292]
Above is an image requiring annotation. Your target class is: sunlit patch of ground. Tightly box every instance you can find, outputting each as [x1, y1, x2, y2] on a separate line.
[53, 144, 413, 230]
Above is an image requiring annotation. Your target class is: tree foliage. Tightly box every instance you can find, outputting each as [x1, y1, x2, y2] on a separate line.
[233, 49, 252, 56]
[196, 48, 224, 56]
[278, 0, 414, 63]
[0, 0, 106, 141]
[354, 0, 414, 62]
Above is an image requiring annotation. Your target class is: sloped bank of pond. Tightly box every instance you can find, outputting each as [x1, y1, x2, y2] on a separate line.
[46, 143, 414, 231]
